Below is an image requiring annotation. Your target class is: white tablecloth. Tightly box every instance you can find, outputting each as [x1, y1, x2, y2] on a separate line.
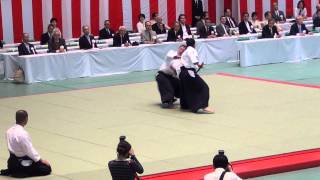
[237, 34, 320, 67]
[3, 38, 238, 83]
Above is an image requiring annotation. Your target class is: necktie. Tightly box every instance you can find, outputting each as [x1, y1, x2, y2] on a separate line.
[270, 27, 273, 35]
[298, 25, 301, 33]
[149, 31, 152, 41]
[121, 35, 123, 44]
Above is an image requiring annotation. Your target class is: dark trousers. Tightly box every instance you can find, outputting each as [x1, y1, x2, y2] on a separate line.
[7, 153, 51, 178]
[156, 71, 180, 103]
[179, 67, 210, 112]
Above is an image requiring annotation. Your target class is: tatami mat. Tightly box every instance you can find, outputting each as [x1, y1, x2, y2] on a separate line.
[0, 74, 319, 180]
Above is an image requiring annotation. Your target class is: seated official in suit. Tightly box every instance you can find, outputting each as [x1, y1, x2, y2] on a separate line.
[18, 33, 37, 56]
[271, 2, 286, 23]
[79, 25, 97, 50]
[262, 19, 280, 38]
[289, 16, 310, 35]
[141, 21, 158, 44]
[238, 12, 257, 35]
[313, 10, 320, 29]
[312, 4, 320, 20]
[0, 110, 51, 178]
[178, 14, 191, 39]
[113, 26, 131, 47]
[196, 15, 215, 39]
[224, 8, 237, 28]
[167, 22, 183, 42]
[99, 20, 114, 39]
[152, 17, 167, 34]
[48, 28, 67, 53]
[216, 16, 231, 37]
[40, 24, 54, 45]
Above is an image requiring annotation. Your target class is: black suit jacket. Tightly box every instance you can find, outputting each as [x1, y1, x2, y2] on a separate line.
[99, 28, 114, 39]
[178, 24, 192, 36]
[192, 0, 203, 27]
[225, 17, 237, 28]
[40, 32, 51, 45]
[48, 38, 67, 53]
[313, 17, 320, 29]
[152, 23, 167, 34]
[271, 10, 286, 22]
[196, 21, 214, 38]
[18, 43, 37, 56]
[167, 29, 183, 42]
[113, 32, 131, 47]
[238, 21, 257, 35]
[262, 25, 279, 38]
[289, 23, 309, 35]
[79, 35, 97, 50]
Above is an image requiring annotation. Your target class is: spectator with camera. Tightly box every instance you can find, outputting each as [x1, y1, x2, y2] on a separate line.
[108, 136, 144, 180]
[204, 150, 242, 180]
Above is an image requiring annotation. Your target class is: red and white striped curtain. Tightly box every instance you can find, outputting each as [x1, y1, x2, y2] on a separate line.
[0, 0, 237, 43]
[238, 0, 320, 20]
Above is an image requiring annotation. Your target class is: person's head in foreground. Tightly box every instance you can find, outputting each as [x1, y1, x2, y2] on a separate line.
[268, 19, 275, 28]
[213, 150, 229, 169]
[186, 38, 195, 48]
[177, 45, 186, 56]
[119, 26, 127, 36]
[117, 136, 132, 159]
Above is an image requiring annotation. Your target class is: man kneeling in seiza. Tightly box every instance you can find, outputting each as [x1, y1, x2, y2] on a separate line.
[0, 110, 51, 178]
[156, 45, 186, 108]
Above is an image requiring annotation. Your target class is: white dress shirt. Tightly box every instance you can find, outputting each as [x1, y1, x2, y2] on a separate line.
[295, 8, 307, 17]
[6, 124, 41, 162]
[204, 168, 242, 180]
[181, 24, 189, 38]
[137, 21, 145, 33]
[181, 46, 199, 70]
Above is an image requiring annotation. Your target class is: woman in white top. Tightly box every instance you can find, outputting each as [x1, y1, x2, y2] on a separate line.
[251, 12, 262, 31]
[136, 14, 146, 33]
[179, 38, 214, 114]
[295, 0, 307, 19]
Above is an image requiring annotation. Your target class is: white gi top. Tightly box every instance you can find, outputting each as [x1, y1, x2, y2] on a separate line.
[181, 46, 199, 70]
[159, 50, 183, 77]
[204, 168, 242, 180]
[6, 124, 41, 162]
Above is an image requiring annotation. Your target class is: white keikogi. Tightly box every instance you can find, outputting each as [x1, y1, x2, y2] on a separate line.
[159, 50, 183, 77]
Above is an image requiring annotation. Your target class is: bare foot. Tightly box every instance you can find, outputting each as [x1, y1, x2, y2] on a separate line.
[204, 107, 215, 114]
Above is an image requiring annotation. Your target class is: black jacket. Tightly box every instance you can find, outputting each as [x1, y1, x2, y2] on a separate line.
[313, 17, 320, 29]
[178, 24, 192, 36]
[79, 35, 97, 49]
[167, 29, 183, 42]
[18, 43, 37, 56]
[262, 25, 279, 38]
[238, 21, 257, 35]
[192, 0, 203, 27]
[113, 32, 131, 47]
[196, 21, 215, 38]
[99, 28, 114, 39]
[152, 23, 167, 34]
[40, 32, 51, 45]
[225, 17, 237, 28]
[48, 38, 67, 53]
[289, 23, 309, 35]
[271, 10, 286, 22]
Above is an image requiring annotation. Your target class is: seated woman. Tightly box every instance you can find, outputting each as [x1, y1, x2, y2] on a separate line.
[48, 28, 67, 53]
[295, 0, 307, 19]
[179, 38, 214, 114]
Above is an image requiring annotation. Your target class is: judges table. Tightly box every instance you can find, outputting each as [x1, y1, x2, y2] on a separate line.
[3, 37, 238, 83]
[237, 33, 320, 67]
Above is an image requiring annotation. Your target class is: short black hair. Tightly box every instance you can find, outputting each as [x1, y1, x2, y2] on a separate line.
[186, 38, 195, 47]
[138, 13, 145, 20]
[297, 0, 305, 9]
[242, 12, 249, 17]
[117, 139, 131, 156]
[264, 11, 271, 18]
[251, 12, 257, 18]
[213, 153, 229, 169]
[178, 14, 185, 21]
[152, 12, 158, 18]
[16, 110, 28, 125]
[50, 17, 57, 23]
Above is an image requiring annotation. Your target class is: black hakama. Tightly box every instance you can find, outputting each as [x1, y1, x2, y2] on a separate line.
[179, 66, 210, 112]
[156, 71, 180, 103]
[4, 153, 51, 178]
